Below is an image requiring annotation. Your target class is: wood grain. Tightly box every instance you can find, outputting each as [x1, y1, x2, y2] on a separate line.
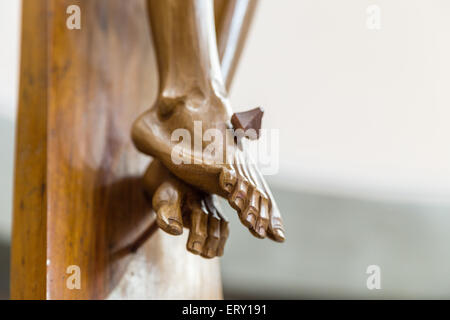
[11, 0, 48, 300]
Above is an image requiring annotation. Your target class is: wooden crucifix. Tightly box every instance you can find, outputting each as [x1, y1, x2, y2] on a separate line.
[11, 0, 283, 300]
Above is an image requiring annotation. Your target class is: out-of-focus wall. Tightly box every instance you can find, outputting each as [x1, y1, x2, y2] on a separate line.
[0, 0, 20, 299]
[0, 0, 20, 242]
[223, 0, 450, 298]
[221, 189, 450, 299]
[230, 0, 450, 204]
[0, 0, 20, 121]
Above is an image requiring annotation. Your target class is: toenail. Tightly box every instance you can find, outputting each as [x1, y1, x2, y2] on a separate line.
[206, 248, 215, 258]
[234, 197, 245, 210]
[274, 229, 285, 242]
[258, 227, 266, 238]
[246, 214, 256, 227]
[191, 242, 202, 254]
[168, 219, 183, 235]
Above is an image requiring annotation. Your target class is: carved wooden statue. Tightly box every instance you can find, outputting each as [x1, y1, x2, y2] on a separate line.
[134, 0, 285, 258]
[11, 0, 284, 300]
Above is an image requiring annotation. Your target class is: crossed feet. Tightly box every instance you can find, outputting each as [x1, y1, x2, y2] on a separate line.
[143, 159, 229, 258]
[132, 90, 285, 247]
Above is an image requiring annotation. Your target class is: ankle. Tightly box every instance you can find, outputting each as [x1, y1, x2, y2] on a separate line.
[158, 84, 229, 116]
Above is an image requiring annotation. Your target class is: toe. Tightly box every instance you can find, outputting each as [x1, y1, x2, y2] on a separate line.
[202, 195, 224, 258]
[217, 219, 230, 257]
[248, 161, 286, 242]
[240, 160, 268, 235]
[254, 197, 270, 238]
[186, 195, 209, 255]
[220, 167, 237, 194]
[228, 178, 249, 212]
[269, 226, 285, 242]
[240, 189, 260, 230]
[152, 181, 184, 235]
[155, 204, 183, 236]
[267, 201, 286, 243]
[203, 195, 230, 257]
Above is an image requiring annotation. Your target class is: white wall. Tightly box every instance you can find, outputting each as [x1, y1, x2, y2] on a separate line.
[2, 0, 450, 298]
[221, 0, 450, 299]
[0, 0, 20, 120]
[0, 0, 20, 241]
[231, 0, 450, 204]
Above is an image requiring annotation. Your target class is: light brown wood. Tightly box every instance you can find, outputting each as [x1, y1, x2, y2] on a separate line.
[11, 0, 48, 300]
[11, 0, 223, 300]
[140, 0, 261, 259]
[132, 0, 285, 242]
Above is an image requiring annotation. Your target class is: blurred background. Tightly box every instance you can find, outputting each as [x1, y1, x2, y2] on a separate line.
[2, 0, 450, 299]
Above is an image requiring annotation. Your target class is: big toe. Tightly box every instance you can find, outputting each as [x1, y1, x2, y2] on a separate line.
[268, 216, 286, 243]
[156, 204, 183, 235]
